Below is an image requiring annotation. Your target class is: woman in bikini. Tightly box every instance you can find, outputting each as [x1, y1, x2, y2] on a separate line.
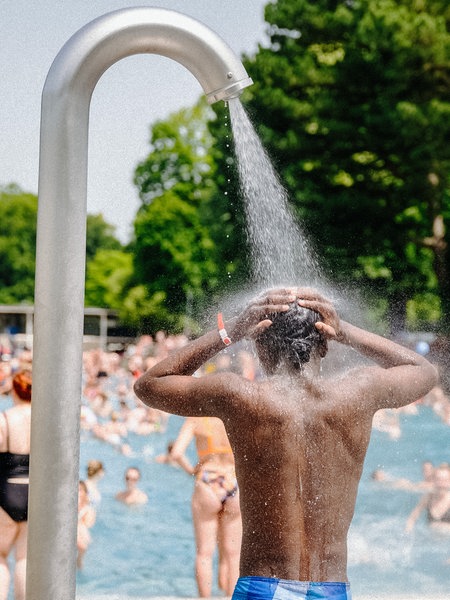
[0, 370, 32, 600]
[171, 415, 242, 597]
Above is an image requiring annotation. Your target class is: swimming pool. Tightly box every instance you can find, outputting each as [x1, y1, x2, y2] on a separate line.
[2, 397, 449, 599]
[75, 406, 450, 598]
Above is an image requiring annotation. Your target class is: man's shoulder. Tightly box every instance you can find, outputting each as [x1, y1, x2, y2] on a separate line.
[324, 365, 383, 388]
[206, 370, 259, 398]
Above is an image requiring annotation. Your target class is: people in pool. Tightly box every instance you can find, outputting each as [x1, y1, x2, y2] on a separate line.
[170, 415, 242, 597]
[134, 287, 437, 600]
[115, 466, 148, 506]
[371, 460, 436, 492]
[0, 370, 32, 600]
[406, 463, 450, 534]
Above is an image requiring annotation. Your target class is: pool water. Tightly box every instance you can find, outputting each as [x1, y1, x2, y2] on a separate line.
[2, 397, 449, 598]
[349, 409, 449, 597]
[76, 415, 199, 597]
[80, 407, 450, 598]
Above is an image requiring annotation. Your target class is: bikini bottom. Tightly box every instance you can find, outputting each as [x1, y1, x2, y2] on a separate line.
[0, 479, 28, 522]
[199, 469, 238, 504]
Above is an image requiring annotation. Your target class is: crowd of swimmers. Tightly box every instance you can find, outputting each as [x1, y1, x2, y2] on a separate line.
[1, 320, 450, 600]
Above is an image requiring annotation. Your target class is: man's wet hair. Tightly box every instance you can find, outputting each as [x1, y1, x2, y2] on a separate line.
[256, 302, 326, 374]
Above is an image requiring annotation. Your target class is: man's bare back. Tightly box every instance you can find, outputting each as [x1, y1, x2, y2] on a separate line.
[134, 288, 437, 596]
[220, 372, 373, 581]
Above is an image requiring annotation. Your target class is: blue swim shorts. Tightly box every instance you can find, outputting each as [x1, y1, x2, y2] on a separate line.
[231, 576, 352, 600]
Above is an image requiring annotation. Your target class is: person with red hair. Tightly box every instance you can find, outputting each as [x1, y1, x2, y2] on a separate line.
[0, 370, 32, 600]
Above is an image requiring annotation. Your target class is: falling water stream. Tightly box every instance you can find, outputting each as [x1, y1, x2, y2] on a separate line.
[227, 97, 368, 373]
[228, 98, 323, 288]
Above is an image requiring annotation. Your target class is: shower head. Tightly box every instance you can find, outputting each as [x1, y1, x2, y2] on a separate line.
[206, 73, 253, 104]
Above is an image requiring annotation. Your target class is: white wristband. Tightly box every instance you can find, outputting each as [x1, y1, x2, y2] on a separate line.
[217, 312, 232, 346]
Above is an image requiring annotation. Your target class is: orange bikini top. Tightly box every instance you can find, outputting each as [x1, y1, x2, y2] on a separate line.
[197, 417, 233, 458]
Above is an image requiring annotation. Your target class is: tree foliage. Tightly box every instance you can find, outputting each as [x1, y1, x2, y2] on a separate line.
[86, 214, 122, 262]
[84, 248, 133, 309]
[242, 0, 450, 332]
[0, 184, 37, 304]
[0, 184, 126, 308]
[131, 101, 221, 331]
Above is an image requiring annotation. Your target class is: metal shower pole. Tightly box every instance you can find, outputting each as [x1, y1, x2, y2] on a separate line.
[27, 8, 252, 598]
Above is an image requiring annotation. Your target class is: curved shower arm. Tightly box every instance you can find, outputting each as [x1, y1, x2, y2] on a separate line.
[44, 6, 253, 104]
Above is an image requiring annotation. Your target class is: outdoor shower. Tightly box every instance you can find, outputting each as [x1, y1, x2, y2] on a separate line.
[28, 8, 252, 598]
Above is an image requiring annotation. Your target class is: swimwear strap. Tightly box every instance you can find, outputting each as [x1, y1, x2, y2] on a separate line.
[217, 313, 232, 346]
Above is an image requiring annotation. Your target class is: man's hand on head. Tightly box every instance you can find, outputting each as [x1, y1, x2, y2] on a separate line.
[295, 288, 342, 342]
[232, 288, 296, 341]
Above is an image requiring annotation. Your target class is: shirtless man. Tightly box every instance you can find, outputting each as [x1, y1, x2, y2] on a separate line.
[134, 288, 437, 600]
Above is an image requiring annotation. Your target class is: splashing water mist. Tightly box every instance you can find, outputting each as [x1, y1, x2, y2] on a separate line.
[228, 98, 323, 288]
[226, 98, 373, 363]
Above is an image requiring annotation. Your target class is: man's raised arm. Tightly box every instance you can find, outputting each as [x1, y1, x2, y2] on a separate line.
[298, 289, 438, 408]
[133, 288, 295, 409]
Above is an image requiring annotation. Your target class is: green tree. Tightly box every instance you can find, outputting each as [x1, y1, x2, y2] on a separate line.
[132, 101, 220, 331]
[0, 184, 128, 309]
[86, 213, 122, 262]
[242, 0, 450, 332]
[134, 100, 216, 207]
[84, 214, 131, 313]
[84, 248, 133, 309]
[0, 184, 37, 303]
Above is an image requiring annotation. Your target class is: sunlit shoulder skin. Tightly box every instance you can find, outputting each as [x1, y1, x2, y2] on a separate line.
[134, 287, 438, 583]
